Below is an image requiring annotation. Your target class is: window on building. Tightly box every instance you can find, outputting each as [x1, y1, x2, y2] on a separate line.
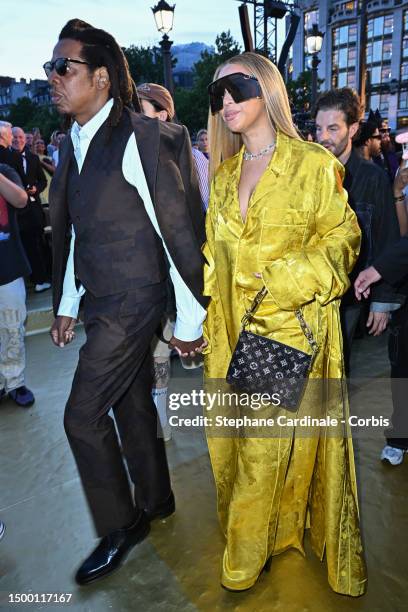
[379, 93, 389, 112]
[369, 93, 389, 113]
[336, 1, 358, 11]
[338, 72, 347, 87]
[339, 47, 348, 68]
[339, 25, 348, 45]
[348, 47, 356, 67]
[397, 116, 408, 129]
[373, 16, 384, 38]
[381, 65, 391, 82]
[349, 23, 357, 43]
[347, 71, 356, 87]
[370, 94, 380, 110]
[373, 40, 382, 62]
[366, 13, 393, 111]
[382, 40, 392, 61]
[402, 9, 408, 89]
[371, 66, 381, 85]
[400, 90, 408, 109]
[402, 38, 408, 59]
[384, 15, 393, 35]
[331, 22, 357, 91]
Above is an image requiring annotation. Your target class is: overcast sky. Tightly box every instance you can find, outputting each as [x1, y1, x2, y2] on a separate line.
[0, 0, 251, 80]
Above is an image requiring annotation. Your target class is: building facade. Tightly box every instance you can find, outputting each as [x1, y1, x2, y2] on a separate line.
[291, 0, 408, 129]
[0, 77, 50, 116]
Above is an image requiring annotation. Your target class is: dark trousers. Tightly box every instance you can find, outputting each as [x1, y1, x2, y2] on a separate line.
[386, 300, 408, 450]
[64, 285, 171, 537]
[340, 303, 363, 376]
[20, 228, 49, 284]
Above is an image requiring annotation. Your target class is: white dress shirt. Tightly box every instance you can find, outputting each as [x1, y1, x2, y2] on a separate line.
[57, 98, 206, 341]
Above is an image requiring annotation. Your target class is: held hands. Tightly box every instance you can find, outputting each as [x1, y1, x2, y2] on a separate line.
[50, 316, 77, 347]
[354, 266, 382, 301]
[168, 335, 208, 358]
[366, 311, 390, 336]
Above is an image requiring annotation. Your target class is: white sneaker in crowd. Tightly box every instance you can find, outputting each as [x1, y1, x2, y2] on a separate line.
[162, 423, 172, 443]
[34, 282, 51, 293]
[381, 445, 406, 466]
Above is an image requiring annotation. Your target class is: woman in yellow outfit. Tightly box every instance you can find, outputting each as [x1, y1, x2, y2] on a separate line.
[203, 52, 367, 596]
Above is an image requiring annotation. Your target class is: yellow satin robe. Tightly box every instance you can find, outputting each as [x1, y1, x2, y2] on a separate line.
[202, 131, 367, 595]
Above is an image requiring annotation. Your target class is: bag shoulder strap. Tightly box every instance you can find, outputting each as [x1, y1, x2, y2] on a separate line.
[241, 286, 318, 355]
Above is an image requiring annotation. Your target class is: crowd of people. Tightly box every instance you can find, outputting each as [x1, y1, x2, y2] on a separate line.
[1, 15, 408, 600]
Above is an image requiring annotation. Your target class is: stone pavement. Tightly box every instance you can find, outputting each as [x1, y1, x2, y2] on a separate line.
[0, 324, 407, 611]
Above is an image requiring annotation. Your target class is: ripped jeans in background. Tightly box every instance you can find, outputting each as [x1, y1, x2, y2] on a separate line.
[0, 277, 26, 392]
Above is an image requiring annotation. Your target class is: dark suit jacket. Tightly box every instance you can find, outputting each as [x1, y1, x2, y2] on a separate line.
[16, 149, 47, 232]
[342, 149, 401, 305]
[0, 145, 24, 182]
[375, 235, 408, 286]
[49, 110, 208, 314]
[18, 150, 47, 200]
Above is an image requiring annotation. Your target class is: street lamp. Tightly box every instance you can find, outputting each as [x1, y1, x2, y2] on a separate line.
[306, 23, 324, 108]
[152, 0, 175, 97]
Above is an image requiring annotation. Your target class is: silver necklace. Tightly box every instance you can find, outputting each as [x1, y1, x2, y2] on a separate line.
[243, 142, 275, 161]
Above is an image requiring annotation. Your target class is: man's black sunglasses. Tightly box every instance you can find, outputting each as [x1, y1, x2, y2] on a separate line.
[43, 57, 91, 77]
[208, 72, 262, 114]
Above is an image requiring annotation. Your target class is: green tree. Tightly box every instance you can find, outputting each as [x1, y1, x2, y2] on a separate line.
[2, 97, 61, 141]
[124, 45, 177, 85]
[175, 31, 241, 134]
[286, 70, 324, 112]
[25, 105, 61, 141]
[5, 97, 38, 127]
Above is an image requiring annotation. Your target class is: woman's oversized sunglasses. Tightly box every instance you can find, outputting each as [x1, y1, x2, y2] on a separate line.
[43, 57, 91, 78]
[208, 72, 262, 115]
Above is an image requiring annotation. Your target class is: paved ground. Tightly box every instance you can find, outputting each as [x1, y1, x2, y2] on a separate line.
[0, 323, 407, 612]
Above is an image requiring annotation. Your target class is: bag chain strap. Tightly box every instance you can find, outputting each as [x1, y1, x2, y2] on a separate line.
[241, 286, 318, 355]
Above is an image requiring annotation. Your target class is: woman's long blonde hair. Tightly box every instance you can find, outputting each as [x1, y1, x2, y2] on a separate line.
[208, 52, 301, 180]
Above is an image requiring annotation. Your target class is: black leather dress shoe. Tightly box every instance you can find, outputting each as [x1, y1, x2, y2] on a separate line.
[145, 490, 175, 521]
[75, 511, 150, 585]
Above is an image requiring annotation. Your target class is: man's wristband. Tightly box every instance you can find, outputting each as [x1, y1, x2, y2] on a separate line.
[394, 193, 405, 203]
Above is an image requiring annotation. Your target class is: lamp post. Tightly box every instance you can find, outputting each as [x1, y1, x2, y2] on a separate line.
[306, 23, 324, 109]
[152, 0, 175, 97]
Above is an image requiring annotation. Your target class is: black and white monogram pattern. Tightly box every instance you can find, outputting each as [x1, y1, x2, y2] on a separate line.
[226, 330, 313, 410]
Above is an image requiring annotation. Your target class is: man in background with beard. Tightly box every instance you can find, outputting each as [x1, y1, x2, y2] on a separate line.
[314, 88, 402, 374]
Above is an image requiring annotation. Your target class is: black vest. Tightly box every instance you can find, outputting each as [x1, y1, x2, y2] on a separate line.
[67, 113, 167, 297]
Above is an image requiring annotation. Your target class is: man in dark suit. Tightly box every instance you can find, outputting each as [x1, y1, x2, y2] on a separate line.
[355, 166, 408, 466]
[11, 127, 50, 292]
[0, 121, 24, 180]
[46, 19, 207, 585]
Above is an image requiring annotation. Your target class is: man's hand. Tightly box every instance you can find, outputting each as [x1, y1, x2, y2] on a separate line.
[26, 185, 37, 195]
[168, 335, 208, 357]
[366, 311, 389, 336]
[50, 316, 76, 347]
[354, 266, 382, 301]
